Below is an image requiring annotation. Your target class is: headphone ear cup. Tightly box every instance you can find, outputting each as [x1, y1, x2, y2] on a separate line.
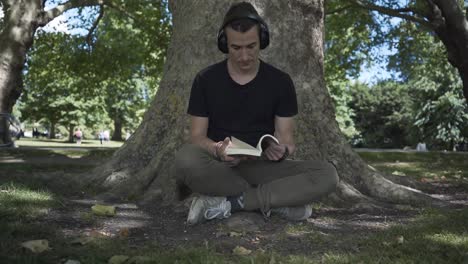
[217, 29, 229, 54]
[259, 24, 269, 50]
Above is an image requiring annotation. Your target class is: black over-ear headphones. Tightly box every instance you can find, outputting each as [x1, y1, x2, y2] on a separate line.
[217, 2, 270, 54]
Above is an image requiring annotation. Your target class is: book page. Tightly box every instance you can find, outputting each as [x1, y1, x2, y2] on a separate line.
[256, 134, 279, 152]
[226, 136, 261, 156]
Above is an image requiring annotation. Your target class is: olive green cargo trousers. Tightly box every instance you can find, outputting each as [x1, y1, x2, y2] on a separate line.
[174, 144, 338, 213]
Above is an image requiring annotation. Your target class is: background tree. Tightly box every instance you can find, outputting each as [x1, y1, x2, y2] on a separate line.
[324, 1, 379, 140]
[325, 1, 468, 149]
[89, 4, 170, 140]
[83, 0, 442, 209]
[348, 81, 413, 148]
[338, 0, 468, 103]
[11, 0, 170, 141]
[0, 0, 169, 145]
[20, 32, 104, 141]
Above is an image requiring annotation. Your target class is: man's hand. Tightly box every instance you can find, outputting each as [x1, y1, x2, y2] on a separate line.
[264, 141, 289, 161]
[215, 137, 244, 167]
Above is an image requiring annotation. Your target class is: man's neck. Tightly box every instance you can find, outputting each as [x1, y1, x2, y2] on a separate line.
[227, 59, 260, 85]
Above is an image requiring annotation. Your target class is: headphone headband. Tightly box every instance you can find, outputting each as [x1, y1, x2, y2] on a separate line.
[217, 2, 270, 54]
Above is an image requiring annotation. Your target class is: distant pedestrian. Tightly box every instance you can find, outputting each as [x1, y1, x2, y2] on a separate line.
[103, 130, 110, 142]
[98, 131, 104, 145]
[74, 128, 83, 145]
[416, 142, 427, 151]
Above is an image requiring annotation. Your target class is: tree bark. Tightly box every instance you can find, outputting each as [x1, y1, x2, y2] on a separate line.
[0, 0, 40, 114]
[87, 0, 440, 207]
[111, 114, 123, 141]
[49, 121, 56, 139]
[68, 124, 74, 143]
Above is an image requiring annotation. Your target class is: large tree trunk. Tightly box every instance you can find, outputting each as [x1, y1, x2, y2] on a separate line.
[430, 0, 468, 102]
[0, 0, 41, 146]
[87, 0, 440, 207]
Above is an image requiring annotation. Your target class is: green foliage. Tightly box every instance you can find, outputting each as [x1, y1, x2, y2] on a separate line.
[18, 1, 172, 138]
[325, 3, 468, 149]
[20, 32, 105, 135]
[324, 1, 380, 139]
[393, 22, 468, 149]
[87, 1, 171, 136]
[349, 81, 413, 147]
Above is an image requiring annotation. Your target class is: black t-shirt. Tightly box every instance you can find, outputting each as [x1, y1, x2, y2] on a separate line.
[187, 59, 298, 147]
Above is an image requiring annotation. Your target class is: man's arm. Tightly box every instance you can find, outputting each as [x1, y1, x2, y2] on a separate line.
[190, 115, 218, 157]
[190, 115, 239, 164]
[263, 116, 296, 161]
[274, 116, 296, 155]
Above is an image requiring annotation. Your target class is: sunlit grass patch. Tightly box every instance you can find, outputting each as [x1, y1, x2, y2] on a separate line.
[0, 182, 58, 220]
[338, 209, 468, 263]
[359, 151, 468, 182]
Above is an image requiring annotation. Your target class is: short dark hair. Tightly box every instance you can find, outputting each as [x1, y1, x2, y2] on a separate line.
[227, 18, 258, 33]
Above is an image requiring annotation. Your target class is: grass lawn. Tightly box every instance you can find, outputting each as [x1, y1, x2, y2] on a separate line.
[0, 145, 467, 263]
[15, 137, 124, 149]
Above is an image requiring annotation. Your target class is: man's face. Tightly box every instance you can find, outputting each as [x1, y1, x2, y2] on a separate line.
[225, 25, 260, 73]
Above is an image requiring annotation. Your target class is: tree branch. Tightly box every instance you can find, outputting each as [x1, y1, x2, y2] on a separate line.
[349, 0, 434, 29]
[38, 0, 108, 26]
[86, 4, 104, 47]
[326, 4, 354, 15]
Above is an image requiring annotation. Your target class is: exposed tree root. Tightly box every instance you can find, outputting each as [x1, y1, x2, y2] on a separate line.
[362, 170, 449, 208]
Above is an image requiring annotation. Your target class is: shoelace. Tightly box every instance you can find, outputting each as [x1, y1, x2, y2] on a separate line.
[204, 200, 231, 220]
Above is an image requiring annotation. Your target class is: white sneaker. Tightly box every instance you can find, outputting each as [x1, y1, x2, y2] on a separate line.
[270, 204, 312, 221]
[187, 195, 231, 225]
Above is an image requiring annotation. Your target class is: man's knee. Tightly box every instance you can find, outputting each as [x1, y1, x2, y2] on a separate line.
[305, 160, 339, 192]
[175, 144, 204, 172]
[322, 161, 339, 192]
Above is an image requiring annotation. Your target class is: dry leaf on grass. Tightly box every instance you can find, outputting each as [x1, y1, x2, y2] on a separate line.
[229, 231, 243, 237]
[396, 235, 404, 244]
[21, 239, 50, 253]
[119, 228, 130, 237]
[70, 237, 94, 245]
[108, 255, 130, 264]
[89, 230, 113, 238]
[91, 204, 116, 216]
[64, 260, 81, 264]
[233, 245, 252, 255]
[127, 256, 153, 263]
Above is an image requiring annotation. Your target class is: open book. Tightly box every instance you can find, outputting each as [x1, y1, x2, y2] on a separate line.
[226, 134, 279, 157]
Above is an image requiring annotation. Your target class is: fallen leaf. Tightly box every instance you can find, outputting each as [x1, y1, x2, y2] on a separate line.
[233, 246, 252, 255]
[229, 231, 242, 237]
[89, 230, 113, 238]
[64, 260, 81, 264]
[108, 255, 130, 264]
[396, 235, 404, 244]
[127, 256, 153, 263]
[21, 239, 50, 253]
[91, 204, 116, 216]
[119, 228, 130, 237]
[70, 237, 94, 245]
